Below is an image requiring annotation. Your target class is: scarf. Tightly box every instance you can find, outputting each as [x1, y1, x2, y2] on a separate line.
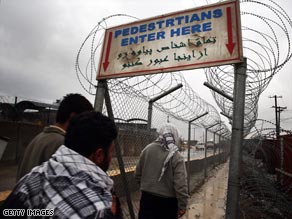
[156, 123, 180, 181]
[17, 145, 114, 218]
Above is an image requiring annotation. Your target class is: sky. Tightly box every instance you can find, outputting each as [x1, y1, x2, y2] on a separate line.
[0, 0, 291, 132]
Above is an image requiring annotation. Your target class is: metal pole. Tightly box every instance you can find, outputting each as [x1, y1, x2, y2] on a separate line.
[187, 112, 208, 193]
[147, 83, 183, 130]
[204, 128, 208, 178]
[147, 101, 153, 131]
[203, 82, 234, 101]
[218, 134, 221, 165]
[104, 82, 136, 219]
[193, 127, 195, 158]
[274, 96, 279, 139]
[187, 122, 191, 193]
[14, 96, 18, 106]
[225, 58, 247, 219]
[94, 80, 106, 112]
[210, 126, 224, 168]
[217, 122, 222, 165]
[269, 95, 283, 139]
[277, 107, 286, 138]
[280, 137, 284, 185]
[213, 132, 216, 168]
[204, 122, 220, 178]
[193, 127, 196, 144]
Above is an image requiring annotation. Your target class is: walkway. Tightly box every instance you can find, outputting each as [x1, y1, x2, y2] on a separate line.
[0, 160, 230, 219]
[183, 161, 229, 219]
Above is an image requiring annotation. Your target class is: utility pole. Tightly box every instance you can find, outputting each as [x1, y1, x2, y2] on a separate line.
[269, 95, 285, 139]
[277, 106, 287, 134]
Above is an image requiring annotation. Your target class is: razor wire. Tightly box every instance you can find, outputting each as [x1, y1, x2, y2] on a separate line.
[239, 119, 292, 218]
[204, 0, 292, 136]
[75, 12, 231, 218]
[202, 1, 292, 214]
[75, 14, 229, 135]
[203, 1, 292, 217]
[75, 1, 292, 218]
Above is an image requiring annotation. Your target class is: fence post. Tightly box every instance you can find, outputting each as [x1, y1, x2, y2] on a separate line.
[147, 84, 182, 130]
[94, 80, 106, 112]
[225, 58, 247, 219]
[280, 137, 284, 185]
[94, 80, 136, 219]
[187, 112, 208, 193]
[204, 122, 220, 178]
[213, 132, 216, 168]
[147, 101, 153, 131]
[204, 128, 208, 178]
[218, 134, 221, 164]
[187, 122, 191, 193]
[104, 82, 136, 219]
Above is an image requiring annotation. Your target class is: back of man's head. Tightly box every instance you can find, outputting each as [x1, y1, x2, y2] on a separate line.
[64, 111, 118, 158]
[56, 93, 93, 124]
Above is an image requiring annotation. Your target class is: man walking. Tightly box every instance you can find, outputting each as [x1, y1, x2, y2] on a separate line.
[2, 111, 121, 218]
[135, 123, 189, 219]
[17, 93, 93, 180]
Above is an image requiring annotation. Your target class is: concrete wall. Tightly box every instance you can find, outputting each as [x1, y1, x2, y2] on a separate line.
[0, 121, 43, 162]
[0, 121, 157, 162]
[113, 153, 227, 197]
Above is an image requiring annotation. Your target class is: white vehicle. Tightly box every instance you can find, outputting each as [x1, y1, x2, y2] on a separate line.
[196, 143, 205, 150]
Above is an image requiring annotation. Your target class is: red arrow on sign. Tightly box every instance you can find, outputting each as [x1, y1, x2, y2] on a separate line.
[225, 7, 236, 55]
[103, 31, 113, 72]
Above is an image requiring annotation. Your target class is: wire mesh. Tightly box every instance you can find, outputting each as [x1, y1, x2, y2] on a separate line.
[205, 0, 292, 136]
[74, 0, 292, 218]
[240, 120, 292, 218]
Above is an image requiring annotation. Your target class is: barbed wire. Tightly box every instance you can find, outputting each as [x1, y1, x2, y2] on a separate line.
[74, 1, 292, 217]
[205, 0, 292, 136]
[240, 118, 292, 218]
[75, 14, 229, 134]
[75, 0, 292, 139]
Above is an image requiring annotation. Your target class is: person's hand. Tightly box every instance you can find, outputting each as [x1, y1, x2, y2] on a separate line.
[178, 209, 186, 218]
[111, 194, 117, 215]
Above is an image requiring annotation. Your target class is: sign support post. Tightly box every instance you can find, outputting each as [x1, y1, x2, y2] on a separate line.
[94, 80, 106, 112]
[225, 57, 247, 219]
[94, 2, 243, 218]
[94, 80, 136, 219]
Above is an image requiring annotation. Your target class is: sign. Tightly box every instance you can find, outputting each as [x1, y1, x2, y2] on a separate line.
[97, 0, 242, 79]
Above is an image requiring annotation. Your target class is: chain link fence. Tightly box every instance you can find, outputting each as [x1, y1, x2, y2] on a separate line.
[1, 0, 292, 218]
[98, 86, 231, 218]
[239, 120, 292, 218]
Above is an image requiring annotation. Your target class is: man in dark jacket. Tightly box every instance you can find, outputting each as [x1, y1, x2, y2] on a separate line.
[17, 93, 93, 180]
[2, 111, 122, 218]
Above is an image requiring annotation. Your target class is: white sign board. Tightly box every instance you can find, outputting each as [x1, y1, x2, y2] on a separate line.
[97, 0, 242, 79]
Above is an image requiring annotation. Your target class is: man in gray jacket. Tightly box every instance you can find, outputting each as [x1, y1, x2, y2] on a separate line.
[135, 123, 189, 219]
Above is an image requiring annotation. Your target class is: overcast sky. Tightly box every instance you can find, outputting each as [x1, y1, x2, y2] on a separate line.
[0, 0, 291, 131]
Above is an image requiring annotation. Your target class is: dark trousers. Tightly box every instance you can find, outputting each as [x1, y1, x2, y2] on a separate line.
[138, 191, 178, 219]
